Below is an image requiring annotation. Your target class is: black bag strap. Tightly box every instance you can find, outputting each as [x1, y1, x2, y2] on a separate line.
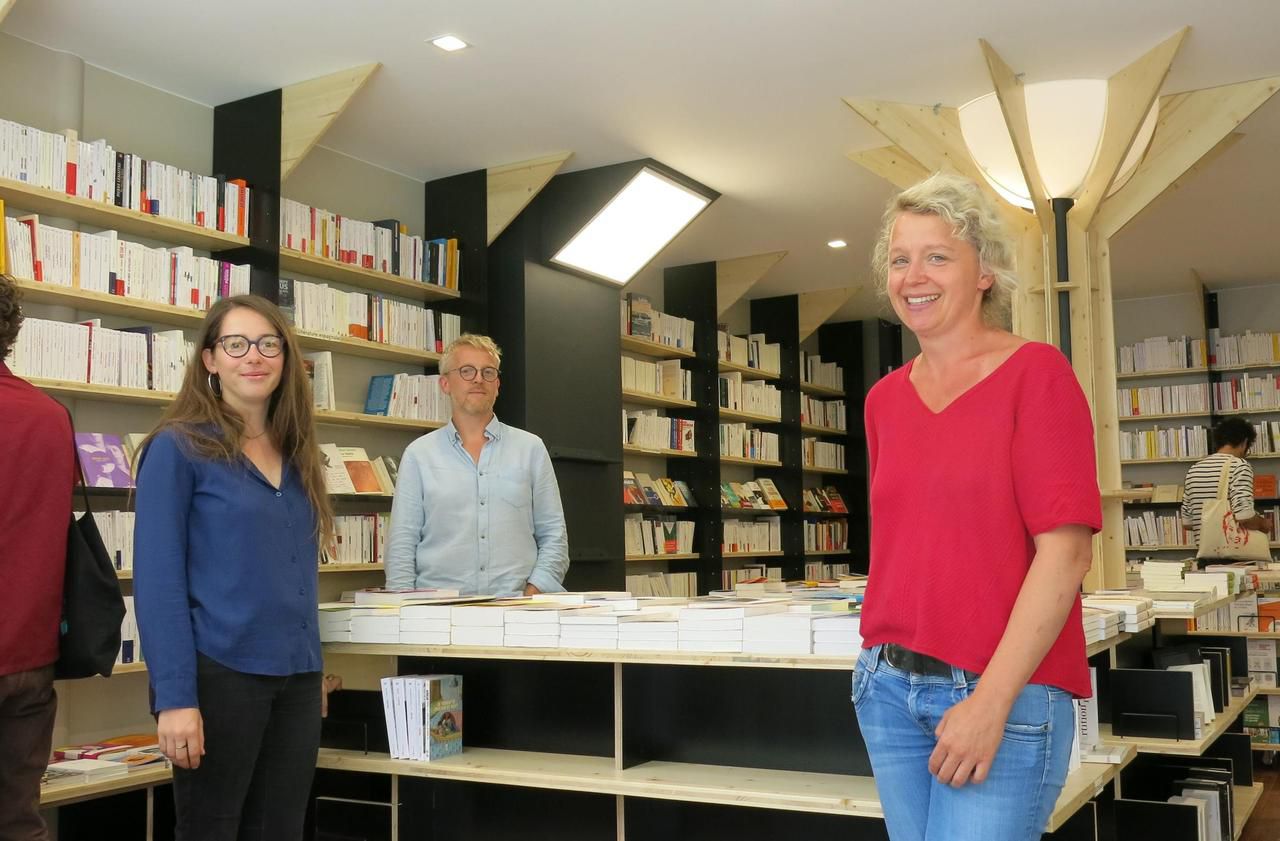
[62, 405, 94, 515]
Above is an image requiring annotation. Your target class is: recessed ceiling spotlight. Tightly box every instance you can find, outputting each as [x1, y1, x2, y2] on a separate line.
[430, 35, 469, 52]
[827, 239, 847, 249]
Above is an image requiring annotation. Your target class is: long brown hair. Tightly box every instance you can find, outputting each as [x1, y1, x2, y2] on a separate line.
[141, 294, 334, 542]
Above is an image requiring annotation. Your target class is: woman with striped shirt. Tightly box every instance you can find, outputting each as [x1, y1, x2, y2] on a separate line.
[1181, 416, 1271, 558]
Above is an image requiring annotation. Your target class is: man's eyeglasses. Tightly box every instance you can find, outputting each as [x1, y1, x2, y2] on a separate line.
[447, 365, 499, 382]
[215, 334, 285, 358]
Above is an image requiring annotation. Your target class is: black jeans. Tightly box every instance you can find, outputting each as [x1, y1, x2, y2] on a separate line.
[0, 665, 56, 841]
[172, 654, 321, 841]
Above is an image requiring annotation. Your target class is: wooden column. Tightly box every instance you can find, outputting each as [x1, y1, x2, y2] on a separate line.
[845, 29, 1280, 590]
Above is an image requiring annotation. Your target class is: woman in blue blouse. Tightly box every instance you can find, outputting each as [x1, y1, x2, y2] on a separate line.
[135, 295, 334, 841]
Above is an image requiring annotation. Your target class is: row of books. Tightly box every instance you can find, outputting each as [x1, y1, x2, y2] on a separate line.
[378, 674, 463, 761]
[1191, 589, 1280, 635]
[621, 293, 694, 350]
[718, 372, 780, 418]
[11, 318, 191, 393]
[723, 516, 781, 555]
[1117, 382, 1210, 417]
[800, 352, 843, 391]
[626, 572, 698, 598]
[1211, 373, 1280, 413]
[330, 513, 392, 566]
[801, 396, 846, 431]
[802, 486, 849, 514]
[320, 592, 862, 655]
[720, 479, 788, 511]
[717, 330, 781, 375]
[804, 520, 848, 553]
[1140, 561, 1242, 599]
[1120, 425, 1210, 461]
[320, 445, 399, 496]
[624, 515, 696, 557]
[1244, 694, 1280, 746]
[1080, 594, 1157, 635]
[363, 372, 451, 422]
[1126, 475, 1280, 502]
[118, 596, 140, 666]
[718, 423, 779, 462]
[0, 118, 251, 235]
[621, 356, 691, 401]
[1118, 335, 1207, 374]
[802, 438, 846, 470]
[82, 510, 135, 570]
[622, 472, 696, 508]
[280, 198, 459, 289]
[279, 277, 461, 352]
[623, 410, 696, 452]
[1209, 328, 1280, 368]
[803, 561, 852, 580]
[2, 214, 251, 306]
[1125, 512, 1190, 548]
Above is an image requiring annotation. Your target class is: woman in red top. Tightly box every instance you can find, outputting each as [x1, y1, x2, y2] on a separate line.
[852, 174, 1101, 841]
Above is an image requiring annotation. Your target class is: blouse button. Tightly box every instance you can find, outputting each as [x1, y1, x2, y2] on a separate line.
[276, 491, 283, 498]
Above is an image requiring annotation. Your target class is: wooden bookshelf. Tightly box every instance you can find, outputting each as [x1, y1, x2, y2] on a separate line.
[801, 423, 847, 436]
[720, 455, 783, 468]
[625, 504, 697, 515]
[622, 444, 697, 459]
[1115, 367, 1208, 380]
[804, 510, 850, 518]
[32, 378, 173, 406]
[722, 550, 786, 559]
[1212, 362, 1280, 374]
[804, 549, 850, 557]
[14, 278, 207, 328]
[800, 383, 845, 398]
[1043, 744, 1137, 833]
[717, 360, 780, 381]
[802, 465, 849, 476]
[323, 641, 858, 670]
[721, 507, 787, 517]
[621, 389, 696, 410]
[1252, 742, 1280, 751]
[112, 662, 148, 675]
[1235, 783, 1264, 839]
[0, 177, 249, 252]
[320, 563, 386, 573]
[315, 410, 443, 434]
[1098, 686, 1257, 756]
[1118, 411, 1211, 422]
[1124, 545, 1195, 551]
[625, 552, 700, 562]
[620, 334, 695, 360]
[294, 331, 441, 366]
[1086, 632, 1133, 659]
[1121, 456, 1203, 465]
[279, 248, 460, 303]
[39, 763, 173, 807]
[718, 407, 782, 424]
[316, 747, 883, 819]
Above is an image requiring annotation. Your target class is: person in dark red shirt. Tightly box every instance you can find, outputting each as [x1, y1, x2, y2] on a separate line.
[852, 175, 1101, 841]
[0, 273, 74, 840]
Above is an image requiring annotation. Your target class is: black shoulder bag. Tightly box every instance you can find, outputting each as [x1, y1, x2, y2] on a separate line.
[55, 411, 127, 680]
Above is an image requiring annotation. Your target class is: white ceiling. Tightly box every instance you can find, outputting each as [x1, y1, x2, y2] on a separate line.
[6, 0, 1280, 319]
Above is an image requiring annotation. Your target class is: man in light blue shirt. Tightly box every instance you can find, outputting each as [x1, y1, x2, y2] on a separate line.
[385, 334, 569, 596]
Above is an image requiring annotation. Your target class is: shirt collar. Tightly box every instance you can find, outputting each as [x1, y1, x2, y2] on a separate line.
[447, 414, 503, 444]
[0, 361, 12, 378]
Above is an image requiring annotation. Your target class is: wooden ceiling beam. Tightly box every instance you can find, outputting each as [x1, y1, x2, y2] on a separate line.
[486, 152, 572, 245]
[281, 63, 380, 182]
[716, 251, 787, 316]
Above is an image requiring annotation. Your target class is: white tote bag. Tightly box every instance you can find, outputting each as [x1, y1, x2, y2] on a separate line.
[1196, 459, 1271, 561]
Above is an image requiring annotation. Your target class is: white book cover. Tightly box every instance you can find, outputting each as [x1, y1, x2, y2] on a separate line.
[504, 635, 560, 648]
[452, 601, 532, 627]
[560, 626, 620, 639]
[813, 642, 861, 655]
[502, 623, 560, 637]
[618, 639, 679, 651]
[679, 629, 743, 642]
[398, 632, 451, 646]
[451, 627, 504, 646]
[391, 678, 410, 759]
[743, 638, 812, 655]
[399, 619, 452, 633]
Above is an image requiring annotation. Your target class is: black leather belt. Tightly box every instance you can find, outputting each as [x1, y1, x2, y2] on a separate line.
[882, 644, 979, 680]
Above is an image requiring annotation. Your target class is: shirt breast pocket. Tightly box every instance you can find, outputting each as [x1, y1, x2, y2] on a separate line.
[496, 470, 534, 529]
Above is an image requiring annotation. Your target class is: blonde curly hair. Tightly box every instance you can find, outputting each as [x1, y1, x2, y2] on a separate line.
[871, 172, 1018, 326]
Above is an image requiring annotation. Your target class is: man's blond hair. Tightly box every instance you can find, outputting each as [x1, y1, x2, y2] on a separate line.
[442, 333, 502, 374]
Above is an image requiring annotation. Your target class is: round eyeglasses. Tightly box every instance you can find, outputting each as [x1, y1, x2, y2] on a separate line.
[215, 334, 285, 358]
[448, 365, 499, 382]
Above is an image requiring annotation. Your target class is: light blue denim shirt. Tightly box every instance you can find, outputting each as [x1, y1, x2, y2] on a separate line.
[385, 415, 569, 596]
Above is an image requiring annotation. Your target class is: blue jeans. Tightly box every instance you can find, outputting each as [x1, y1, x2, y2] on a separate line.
[852, 645, 1073, 841]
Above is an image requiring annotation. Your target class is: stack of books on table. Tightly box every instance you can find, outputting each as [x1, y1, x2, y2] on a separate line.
[1140, 559, 1192, 591]
[676, 598, 790, 653]
[1081, 594, 1156, 632]
[1081, 606, 1123, 646]
[618, 612, 680, 651]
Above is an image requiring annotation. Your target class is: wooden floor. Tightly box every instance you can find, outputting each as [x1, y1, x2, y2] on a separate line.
[1240, 756, 1279, 841]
